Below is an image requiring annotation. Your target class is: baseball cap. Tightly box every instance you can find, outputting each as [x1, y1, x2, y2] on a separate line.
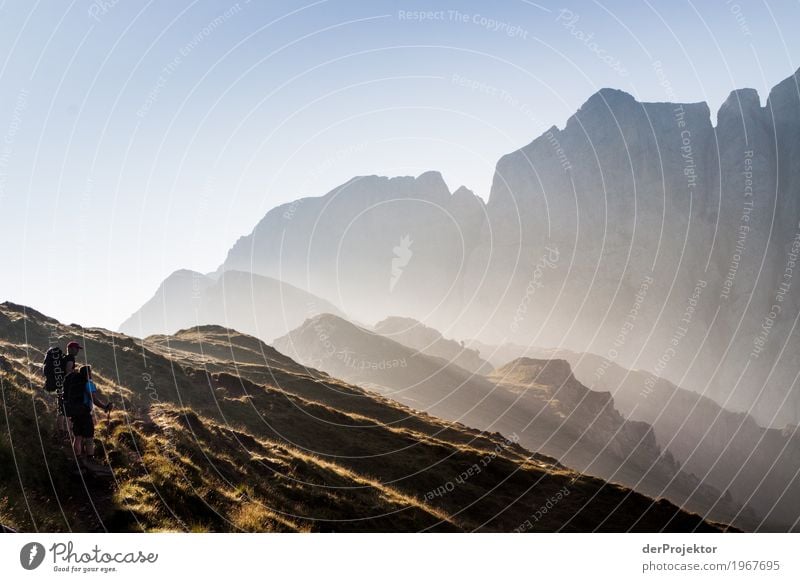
[66, 341, 83, 351]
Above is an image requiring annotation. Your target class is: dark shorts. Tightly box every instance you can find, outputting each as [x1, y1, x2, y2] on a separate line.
[71, 413, 94, 438]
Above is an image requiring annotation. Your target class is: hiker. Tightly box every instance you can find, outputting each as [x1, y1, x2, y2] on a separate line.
[61, 341, 83, 437]
[42, 342, 81, 440]
[60, 341, 83, 438]
[63, 365, 112, 471]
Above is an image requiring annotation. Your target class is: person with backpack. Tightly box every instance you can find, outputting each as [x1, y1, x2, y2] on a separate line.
[43, 345, 67, 440]
[42, 341, 83, 440]
[63, 365, 112, 472]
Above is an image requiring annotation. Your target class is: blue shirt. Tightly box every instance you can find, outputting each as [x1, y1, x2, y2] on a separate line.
[84, 380, 97, 411]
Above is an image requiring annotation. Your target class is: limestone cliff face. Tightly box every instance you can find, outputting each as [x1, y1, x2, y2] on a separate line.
[130, 69, 800, 427]
[473, 69, 800, 428]
[221, 172, 487, 327]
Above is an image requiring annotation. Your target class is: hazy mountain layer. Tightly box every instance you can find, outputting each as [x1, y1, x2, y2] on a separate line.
[469, 340, 799, 532]
[274, 313, 758, 530]
[0, 302, 728, 532]
[120, 269, 343, 342]
[203, 68, 800, 429]
[373, 316, 493, 375]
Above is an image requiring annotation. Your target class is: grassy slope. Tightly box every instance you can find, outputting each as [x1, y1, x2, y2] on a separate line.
[0, 303, 729, 532]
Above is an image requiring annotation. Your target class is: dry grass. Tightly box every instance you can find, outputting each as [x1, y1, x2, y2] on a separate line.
[0, 302, 728, 532]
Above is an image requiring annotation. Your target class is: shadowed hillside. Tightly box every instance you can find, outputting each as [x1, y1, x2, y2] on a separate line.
[500, 346, 800, 532]
[0, 302, 731, 532]
[273, 313, 759, 530]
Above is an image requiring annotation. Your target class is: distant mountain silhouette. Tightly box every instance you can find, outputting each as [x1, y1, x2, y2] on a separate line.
[120, 269, 343, 342]
[218, 171, 486, 328]
[131, 67, 798, 429]
[471, 70, 800, 430]
[0, 301, 731, 532]
[373, 316, 493, 375]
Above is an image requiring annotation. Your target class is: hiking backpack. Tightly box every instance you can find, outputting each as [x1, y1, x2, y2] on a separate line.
[62, 372, 89, 417]
[42, 347, 66, 393]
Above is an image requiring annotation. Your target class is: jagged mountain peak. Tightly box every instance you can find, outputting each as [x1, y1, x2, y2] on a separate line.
[718, 87, 763, 126]
[328, 170, 451, 202]
[766, 66, 800, 122]
[584, 86, 638, 107]
[287, 170, 486, 211]
[451, 185, 486, 208]
[723, 87, 762, 109]
[414, 169, 450, 194]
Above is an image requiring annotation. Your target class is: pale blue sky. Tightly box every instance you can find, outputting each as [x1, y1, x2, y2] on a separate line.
[0, 0, 797, 329]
